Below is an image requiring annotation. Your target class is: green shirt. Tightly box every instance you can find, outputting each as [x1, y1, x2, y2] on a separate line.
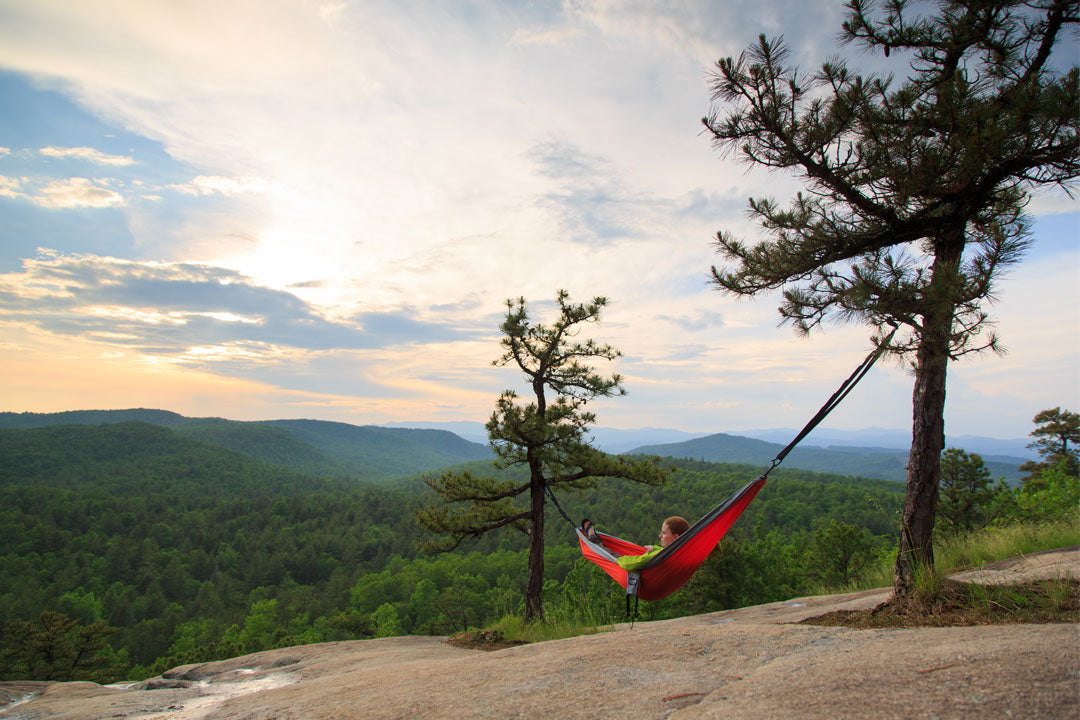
[616, 545, 661, 571]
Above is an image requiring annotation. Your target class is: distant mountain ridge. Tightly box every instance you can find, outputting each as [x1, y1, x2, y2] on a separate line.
[628, 432, 1028, 485]
[384, 419, 1033, 460]
[383, 420, 710, 453]
[0, 409, 1032, 485]
[736, 426, 1037, 460]
[0, 409, 493, 481]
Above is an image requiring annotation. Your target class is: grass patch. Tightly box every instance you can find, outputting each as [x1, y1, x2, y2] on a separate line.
[804, 519, 1078, 629]
[446, 613, 616, 651]
[803, 575, 1079, 629]
[838, 518, 1079, 596]
[934, 519, 1078, 574]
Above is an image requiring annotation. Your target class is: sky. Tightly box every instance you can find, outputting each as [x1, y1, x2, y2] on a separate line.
[0, 0, 1076, 441]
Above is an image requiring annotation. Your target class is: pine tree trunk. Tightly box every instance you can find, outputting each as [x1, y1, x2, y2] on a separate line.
[523, 474, 546, 622]
[894, 237, 962, 594]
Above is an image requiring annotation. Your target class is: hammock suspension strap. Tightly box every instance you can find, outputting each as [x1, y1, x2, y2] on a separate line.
[760, 325, 898, 479]
[546, 327, 897, 525]
[544, 482, 576, 528]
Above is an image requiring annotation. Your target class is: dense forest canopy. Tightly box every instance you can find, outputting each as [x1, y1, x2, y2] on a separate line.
[1, 420, 906, 680]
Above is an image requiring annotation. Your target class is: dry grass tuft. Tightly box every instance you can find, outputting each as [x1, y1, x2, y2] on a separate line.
[445, 628, 528, 651]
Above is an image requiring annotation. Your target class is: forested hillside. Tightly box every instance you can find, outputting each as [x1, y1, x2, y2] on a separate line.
[0, 422, 425, 674]
[0, 410, 493, 481]
[0, 421, 908, 682]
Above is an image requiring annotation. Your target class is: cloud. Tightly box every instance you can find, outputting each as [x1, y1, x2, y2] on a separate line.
[564, 0, 840, 66]
[0, 0, 741, 306]
[527, 138, 641, 245]
[657, 309, 725, 332]
[169, 175, 274, 196]
[0, 174, 22, 198]
[317, 2, 348, 26]
[508, 26, 586, 48]
[0, 172, 127, 209]
[349, 309, 470, 345]
[35, 177, 124, 208]
[1026, 187, 1080, 217]
[0, 250, 478, 364]
[529, 138, 609, 180]
[39, 145, 135, 166]
[0, 146, 10, 156]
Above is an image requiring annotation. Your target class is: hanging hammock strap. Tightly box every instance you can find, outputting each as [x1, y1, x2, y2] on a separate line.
[761, 326, 898, 480]
[626, 591, 640, 624]
[544, 482, 576, 527]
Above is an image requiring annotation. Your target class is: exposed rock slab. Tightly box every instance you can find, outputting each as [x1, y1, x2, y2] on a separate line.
[2, 548, 1077, 720]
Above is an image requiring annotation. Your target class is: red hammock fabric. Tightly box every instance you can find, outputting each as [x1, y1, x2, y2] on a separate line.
[577, 476, 766, 601]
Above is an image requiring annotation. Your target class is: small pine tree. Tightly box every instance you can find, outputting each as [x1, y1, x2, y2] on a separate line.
[1020, 407, 1080, 481]
[416, 291, 669, 622]
[0, 611, 120, 682]
[806, 520, 877, 587]
[937, 448, 995, 533]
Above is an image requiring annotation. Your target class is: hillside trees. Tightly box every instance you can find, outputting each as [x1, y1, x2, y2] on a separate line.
[1020, 407, 1079, 480]
[416, 292, 668, 621]
[937, 448, 995, 533]
[702, 0, 1079, 593]
[805, 520, 878, 586]
[0, 611, 120, 682]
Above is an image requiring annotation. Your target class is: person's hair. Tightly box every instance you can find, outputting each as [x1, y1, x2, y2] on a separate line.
[664, 516, 689, 536]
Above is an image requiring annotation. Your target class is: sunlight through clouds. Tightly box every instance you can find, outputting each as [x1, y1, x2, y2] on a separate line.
[0, 0, 1075, 436]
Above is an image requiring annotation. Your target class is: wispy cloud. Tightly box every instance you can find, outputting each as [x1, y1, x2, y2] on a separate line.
[39, 146, 135, 166]
[528, 138, 643, 245]
[0, 250, 477, 364]
[0, 174, 22, 198]
[0, 174, 126, 209]
[508, 26, 586, 48]
[658, 310, 726, 332]
[35, 177, 124, 208]
[169, 175, 274, 196]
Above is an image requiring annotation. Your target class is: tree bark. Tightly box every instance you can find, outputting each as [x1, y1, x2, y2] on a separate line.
[523, 472, 546, 622]
[894, 237, 962, 593]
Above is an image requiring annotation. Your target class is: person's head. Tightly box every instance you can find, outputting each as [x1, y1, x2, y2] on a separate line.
[659, 516, 689, 547]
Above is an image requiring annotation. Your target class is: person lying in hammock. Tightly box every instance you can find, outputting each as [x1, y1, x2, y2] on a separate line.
[581, 515, 690, 571]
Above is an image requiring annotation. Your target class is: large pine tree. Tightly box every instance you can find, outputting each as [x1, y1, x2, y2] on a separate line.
[702, 0, 1078, 591]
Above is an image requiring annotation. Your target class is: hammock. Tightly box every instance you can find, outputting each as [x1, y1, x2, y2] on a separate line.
[576, 475, 766, 601]
[558, 327, 897, 608]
